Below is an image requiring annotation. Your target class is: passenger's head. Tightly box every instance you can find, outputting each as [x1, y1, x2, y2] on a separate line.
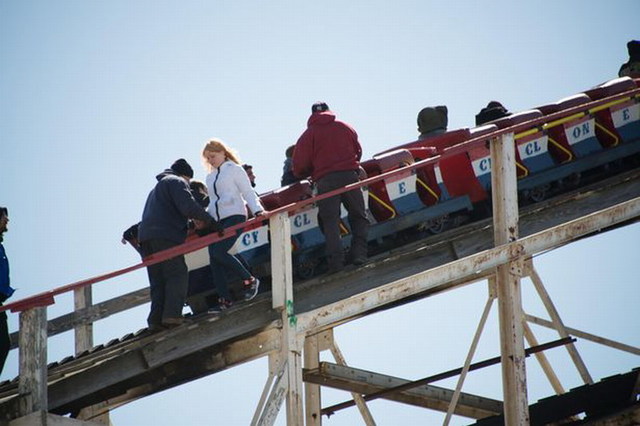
[170, 158, 194, 179]
[628, 40, 640, 60]
[242, 164, 256, 188]
[417, 106, 448, 135]
[311, 102, 330, 113]
[189, 180, 209, 208]
[202, 138, 241, 172]
[475, 101, 511, 126]
[0, 207, 8, 239]
[285, 144, 295, 159]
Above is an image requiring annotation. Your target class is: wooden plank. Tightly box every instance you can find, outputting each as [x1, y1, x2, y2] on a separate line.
[18, 307, 48, 416]
[528, 266, 593, 384]
[525, 314, 640, 356]
[9, 287, 149, 350]
[522, 322, 564, 395]
[443, 295, 494, 425]
[297, 197, 640, 336]
[329, 339, 376, 426]
[303, 335, 321, 426]
[491, 133, 529, 426]
[303, 362, 503, 419]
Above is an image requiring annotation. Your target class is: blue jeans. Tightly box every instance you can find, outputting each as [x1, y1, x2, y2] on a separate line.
[208, 215, 251, 300]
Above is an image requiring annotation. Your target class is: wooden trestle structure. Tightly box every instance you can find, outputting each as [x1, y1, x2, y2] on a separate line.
[1, 132, 640, 425]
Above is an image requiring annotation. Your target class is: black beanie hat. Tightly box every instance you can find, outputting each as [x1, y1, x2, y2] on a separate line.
[171, 158, 194, 178]
[628, 40, 640, 60]
[311, 102, 330, 113]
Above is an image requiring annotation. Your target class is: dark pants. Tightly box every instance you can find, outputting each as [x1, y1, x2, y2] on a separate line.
[208, 215, 252, 301]
[317, 170, 369, 268]
[0, 311, 9, 375]
[141, 239, 188, 326]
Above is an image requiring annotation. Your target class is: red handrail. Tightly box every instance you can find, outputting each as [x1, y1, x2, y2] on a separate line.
[3, 86, 639, 313]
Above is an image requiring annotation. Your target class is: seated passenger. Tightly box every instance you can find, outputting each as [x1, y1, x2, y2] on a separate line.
[242, 164, 257, 188]
[189, 180, 209, 208]
[281, 144, 299, 186]
[619, 40, 640, 78]
[475, 101, 511, 126]
[417, 105, 448, 140]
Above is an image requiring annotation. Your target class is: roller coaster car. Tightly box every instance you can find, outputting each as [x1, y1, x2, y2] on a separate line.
[583, 77, 640, 147]
[151, 77, 640, 314]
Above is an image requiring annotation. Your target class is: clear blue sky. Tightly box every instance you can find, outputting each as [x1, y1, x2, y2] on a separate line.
[1, 1, 638, 425]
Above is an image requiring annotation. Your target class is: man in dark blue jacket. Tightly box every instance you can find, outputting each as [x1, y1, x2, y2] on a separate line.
[138, 159, 217, 331]
[0, 206, 15, 374]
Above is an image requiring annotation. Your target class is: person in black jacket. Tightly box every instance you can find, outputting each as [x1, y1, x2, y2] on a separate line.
[619, 40, 640, 78]
[138, 159, 218, 331]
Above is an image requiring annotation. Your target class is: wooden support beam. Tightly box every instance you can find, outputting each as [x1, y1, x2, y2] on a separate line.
[18, 307, 48, 416]
[522, 321, 564, 395]
[269, 212, 304, 426]
[73, 287, 111, 425]
[254, 361, 288, 426]
[297, 196, 640, 338]
[9, 287, 149, 350]
[73, 286, 94, 355]
[9, 411, 105, 425]
[443, 295, 495, 425]
[491, 132, 529, 425]
[304, 335, 322, 426]
[328, 339, 376, 426]
[304, 362, 503, 419]
[528, 265, 593, 384]
[318, 338, 572, 418]
[525, 313, 640, 356]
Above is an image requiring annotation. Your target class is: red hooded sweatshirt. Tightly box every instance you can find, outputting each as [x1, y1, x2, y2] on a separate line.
[293, 111, 362, 181]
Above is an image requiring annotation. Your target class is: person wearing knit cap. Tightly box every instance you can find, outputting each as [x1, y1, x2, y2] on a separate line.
[170, 158, 194, 179]
[293, 102, 369, 273]
[417, 105, 448, 140]
[619, 40, 640, 78]
[138, 159, 218, 331]
[475, 101, 511, 126]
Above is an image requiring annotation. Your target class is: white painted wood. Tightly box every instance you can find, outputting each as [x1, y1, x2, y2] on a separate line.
[270, 212, 293, 311]
[304, 335, 322, 426]
[523, 321, 565, 395]
[256, 361, 289, 426]
[329, 339, 376, 426]
[252, 371, 277, 426]
[443, 295, 494, 426]
[305, 362, 502, 418]
[269, 212, 304, 426]
[297, 197, 640, 336]
[491, 132, 529, 426]
[529, 266, 594, 384]
[18, 307, 48, 416]
[525, 313, 640, 355]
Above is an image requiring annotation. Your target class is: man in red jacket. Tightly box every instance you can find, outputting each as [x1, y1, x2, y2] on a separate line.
[293, 102, 369, 273]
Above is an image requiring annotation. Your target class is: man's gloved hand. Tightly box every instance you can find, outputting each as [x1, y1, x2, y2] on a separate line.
[195, 218, 224, 237]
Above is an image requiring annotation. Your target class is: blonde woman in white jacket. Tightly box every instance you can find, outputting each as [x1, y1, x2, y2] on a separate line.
[202, 138, 266, 311]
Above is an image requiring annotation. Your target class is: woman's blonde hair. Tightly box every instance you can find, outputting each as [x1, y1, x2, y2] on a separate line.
[202, 138, 241, 172]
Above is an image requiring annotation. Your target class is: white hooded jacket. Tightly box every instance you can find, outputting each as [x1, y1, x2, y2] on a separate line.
[205, 161, 264, 221]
